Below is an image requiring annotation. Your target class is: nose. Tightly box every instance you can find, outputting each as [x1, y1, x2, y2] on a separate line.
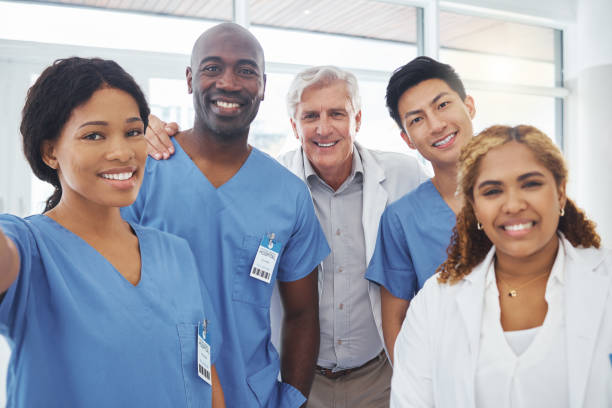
[429, 112, 447, 134]
[216, 68, 241, 92]
[316, 115, 332, 137]
[502, 188, 527, 214]
[105, 135, 136, 163]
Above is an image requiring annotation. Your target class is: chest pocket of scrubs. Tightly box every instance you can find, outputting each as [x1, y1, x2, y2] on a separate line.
[233, 235, 277, 308]
[177, 323, 211, 408]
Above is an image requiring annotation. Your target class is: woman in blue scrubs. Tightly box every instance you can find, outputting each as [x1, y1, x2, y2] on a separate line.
[0, 57, 224, 407]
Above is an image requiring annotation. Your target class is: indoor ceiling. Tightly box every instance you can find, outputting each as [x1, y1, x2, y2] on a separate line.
[24, 0, 555, 62]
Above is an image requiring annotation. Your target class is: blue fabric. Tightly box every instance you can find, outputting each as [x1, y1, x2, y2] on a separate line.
[365, 180, 455, 300]
[122, 141, 330, 408]
[0, 214, 216, 408]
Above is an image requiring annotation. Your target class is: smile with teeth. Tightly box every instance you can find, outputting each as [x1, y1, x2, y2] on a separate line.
[215, 100, 241, 109]
[315, 141, 339, 148]
[502, 222, 534, 231]
[433, 132, 456, 147]
[101, 172, 134, 181]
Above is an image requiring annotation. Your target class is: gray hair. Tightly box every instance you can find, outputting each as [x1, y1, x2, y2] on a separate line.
[286, 66, 361, 120]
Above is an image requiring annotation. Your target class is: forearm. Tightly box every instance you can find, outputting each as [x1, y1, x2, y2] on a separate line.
[280, 306, 319, 399]
[0, 229, 20, 293]
[211, 364, 225, 408]
[381, 286, 409, 364]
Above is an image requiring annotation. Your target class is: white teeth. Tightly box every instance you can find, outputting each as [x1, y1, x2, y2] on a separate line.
[102, 172, 133, 181]
[433, 133, 455, 147]
[503, 222, 534, 231]
[216, 101, 240, 108]
[315, 141, 337, 148]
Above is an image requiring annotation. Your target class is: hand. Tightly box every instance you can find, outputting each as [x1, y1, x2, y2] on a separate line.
[146, 114, 179, 160]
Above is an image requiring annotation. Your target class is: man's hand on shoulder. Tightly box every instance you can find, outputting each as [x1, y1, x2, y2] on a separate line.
[146, 114, 180, 160]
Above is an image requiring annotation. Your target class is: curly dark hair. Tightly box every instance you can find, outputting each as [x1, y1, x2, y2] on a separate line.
[20, 57, 150, 212]
[438, 125, 600, 284]
[386, 56, 467, 131]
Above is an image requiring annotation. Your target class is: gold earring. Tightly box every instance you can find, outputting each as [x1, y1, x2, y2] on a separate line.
[560, 207, 565, 217]
[477, 222, 483, 230]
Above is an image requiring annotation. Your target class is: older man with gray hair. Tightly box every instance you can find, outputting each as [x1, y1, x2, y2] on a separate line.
[277, 66, 429, 407]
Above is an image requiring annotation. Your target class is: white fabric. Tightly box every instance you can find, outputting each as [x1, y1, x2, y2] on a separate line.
[503, 327, 540, 356]
[391, 236, 612, 408]
[271, 142, 430, 356]
[475, 241, 568, 408]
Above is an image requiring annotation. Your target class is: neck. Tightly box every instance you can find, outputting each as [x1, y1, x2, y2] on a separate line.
[179, 126, 251, 166]
[431, 163, 461, 214]
[45, 198, 127, 237]
[495, 235, 560, 280]
[312, 155, 353, 192]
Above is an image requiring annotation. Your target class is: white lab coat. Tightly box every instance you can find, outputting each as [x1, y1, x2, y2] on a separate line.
[391, 236, 612, 408]
[271, 142, 429, 351]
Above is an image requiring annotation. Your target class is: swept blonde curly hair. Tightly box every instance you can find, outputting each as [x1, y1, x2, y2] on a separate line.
[438, 125, 600, 284]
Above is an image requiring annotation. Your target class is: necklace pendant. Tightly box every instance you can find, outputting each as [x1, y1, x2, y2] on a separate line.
[508, 290, 518, 297]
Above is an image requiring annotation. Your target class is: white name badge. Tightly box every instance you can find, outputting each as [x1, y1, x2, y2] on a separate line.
[250, 233, 281, 284]
[197, 320, 212, 385]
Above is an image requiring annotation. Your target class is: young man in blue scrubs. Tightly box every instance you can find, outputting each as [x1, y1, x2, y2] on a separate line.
[122, 23, 330, 407]
[365, 57, 476, 361]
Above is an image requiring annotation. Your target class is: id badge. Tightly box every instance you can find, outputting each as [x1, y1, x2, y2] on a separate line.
[250, 233, 281, 284]
[197, 320, 212, 385]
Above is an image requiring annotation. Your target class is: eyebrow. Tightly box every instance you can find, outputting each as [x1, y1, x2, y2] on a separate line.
[78, 117, 143, 129]
[403, 92, 450, 119]
[476, 171, 546, 189]
[199, 56, 260, 69]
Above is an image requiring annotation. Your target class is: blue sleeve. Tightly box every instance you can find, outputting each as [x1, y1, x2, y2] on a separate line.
[365, 206, 417, 301]
[277, 185, 330, 282]
[0, 215, 37, 339]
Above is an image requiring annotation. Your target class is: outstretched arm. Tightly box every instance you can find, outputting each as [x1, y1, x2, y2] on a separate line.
[145, 114, 180, 160]
[380, 286, 410, 364]
[0, 228, 20, 294]
[278, 269, 319, 401]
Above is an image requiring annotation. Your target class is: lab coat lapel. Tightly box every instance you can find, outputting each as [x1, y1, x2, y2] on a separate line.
[358, 143, 388, 264]
[564, 240, 610, 408]
[454, 247, 494, 406]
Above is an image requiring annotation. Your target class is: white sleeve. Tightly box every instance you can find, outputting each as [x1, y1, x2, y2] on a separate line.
[390, 281, 436, 408]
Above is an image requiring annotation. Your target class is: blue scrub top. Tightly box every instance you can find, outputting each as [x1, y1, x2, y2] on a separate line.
[365, 180, 455, 300]
[122, 141, 330, 408]
[0, 214, 217, 408]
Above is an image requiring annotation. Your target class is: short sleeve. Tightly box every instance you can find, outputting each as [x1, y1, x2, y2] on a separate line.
[0, 215, 38, 338]
[365, 205, 418, 300]
[277, 185, 330, 282]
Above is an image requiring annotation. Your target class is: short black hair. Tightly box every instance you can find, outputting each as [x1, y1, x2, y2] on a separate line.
[386, 56, 467, 130]
[20, 57, 150, 212]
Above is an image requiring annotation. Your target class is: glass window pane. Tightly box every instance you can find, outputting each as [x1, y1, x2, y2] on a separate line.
[469, 90, 558, 143]
[439, 11, 557, 87]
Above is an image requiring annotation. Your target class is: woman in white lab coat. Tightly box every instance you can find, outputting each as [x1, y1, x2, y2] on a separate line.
[391, 125, 611, 408]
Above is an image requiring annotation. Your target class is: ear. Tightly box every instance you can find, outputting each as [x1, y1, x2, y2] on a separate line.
[558, 181, 567, 212]
[290, 118, 300, 141]
[41, 140, 58, 170]
[186, 66, 193, 94]
[400, 130, 417, 150]
[355, 110, 362, 132]
[464, 95, 476, 120]
[261, 73, 267, 102]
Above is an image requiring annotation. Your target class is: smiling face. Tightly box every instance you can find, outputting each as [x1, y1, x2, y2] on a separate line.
[291, 80, 361, 183]
[471, 141, 566, 263]
[43, 87, 147, 210]
[397, 78, 475, 171]
[187, 25, 266, 140]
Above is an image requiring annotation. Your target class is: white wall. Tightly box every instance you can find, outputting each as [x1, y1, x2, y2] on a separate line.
[564, 0, 612, 246]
